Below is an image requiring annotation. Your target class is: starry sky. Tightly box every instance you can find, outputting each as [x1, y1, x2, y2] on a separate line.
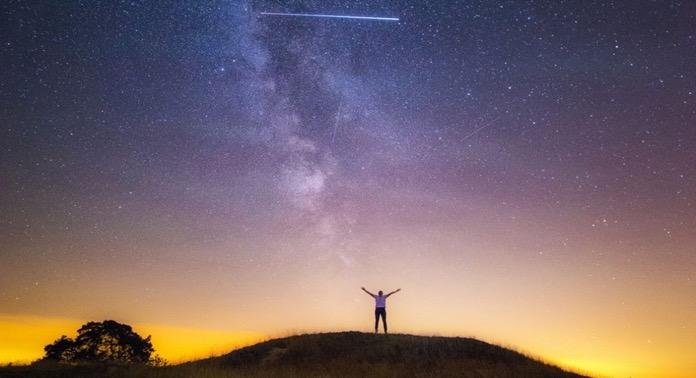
[1, 1, 695, 376]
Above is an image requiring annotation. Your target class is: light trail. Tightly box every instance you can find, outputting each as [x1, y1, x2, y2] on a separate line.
[260, 12, 399, 22]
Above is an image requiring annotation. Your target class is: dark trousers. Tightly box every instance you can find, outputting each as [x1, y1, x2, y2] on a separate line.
[374, 307, 387, 333]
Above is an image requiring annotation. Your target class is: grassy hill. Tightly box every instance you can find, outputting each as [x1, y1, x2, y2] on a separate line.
[0, 332, 587, 377]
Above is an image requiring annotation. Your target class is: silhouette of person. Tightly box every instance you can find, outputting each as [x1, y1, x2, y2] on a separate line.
[361, 287, 401, 334]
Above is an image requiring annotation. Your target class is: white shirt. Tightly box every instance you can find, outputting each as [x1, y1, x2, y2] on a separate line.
[375, 295, 386, 308]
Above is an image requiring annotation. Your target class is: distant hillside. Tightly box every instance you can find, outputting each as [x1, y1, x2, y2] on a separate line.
[0, 332, 588, 377]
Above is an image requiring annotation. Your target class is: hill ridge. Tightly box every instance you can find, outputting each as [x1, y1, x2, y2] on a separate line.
[0, 332, 588, 377]
[184, 331, 587, 377]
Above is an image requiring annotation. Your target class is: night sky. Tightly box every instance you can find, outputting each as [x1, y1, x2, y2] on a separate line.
[1, 1, 695, 376]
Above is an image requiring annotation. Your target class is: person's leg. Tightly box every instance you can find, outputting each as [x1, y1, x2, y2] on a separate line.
[374, 308, 379, 333]
[382, 309, 388, 334]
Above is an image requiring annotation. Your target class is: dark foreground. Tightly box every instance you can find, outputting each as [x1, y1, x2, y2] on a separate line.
[0, 332, 588, 377]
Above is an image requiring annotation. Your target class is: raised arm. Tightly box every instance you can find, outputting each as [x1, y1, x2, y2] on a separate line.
[386, 288, 401, 297]
[361, 287, 376, 298]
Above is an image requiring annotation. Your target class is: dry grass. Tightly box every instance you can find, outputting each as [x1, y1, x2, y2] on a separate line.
[0, 332, 588, 377]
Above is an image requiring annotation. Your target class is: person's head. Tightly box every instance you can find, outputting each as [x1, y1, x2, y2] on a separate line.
[378, 290, 383, 296]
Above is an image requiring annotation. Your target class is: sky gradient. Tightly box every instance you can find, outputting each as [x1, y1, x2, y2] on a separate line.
[1, 1, 695, 376]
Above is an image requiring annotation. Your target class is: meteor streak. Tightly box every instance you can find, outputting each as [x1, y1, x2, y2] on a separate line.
[260, 12, 399, 22]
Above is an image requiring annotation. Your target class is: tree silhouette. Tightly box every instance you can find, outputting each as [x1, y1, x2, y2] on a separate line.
[43, 320, 154, 364]
[43, 335, 75, 361]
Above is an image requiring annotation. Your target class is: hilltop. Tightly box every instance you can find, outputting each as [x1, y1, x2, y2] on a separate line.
[0, 332, 587, 377]
[175, 332, 587, 377]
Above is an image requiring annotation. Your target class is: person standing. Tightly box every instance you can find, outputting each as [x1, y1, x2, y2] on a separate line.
[361, 287, 401, 334]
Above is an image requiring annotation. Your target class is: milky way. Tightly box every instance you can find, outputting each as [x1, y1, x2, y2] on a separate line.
[1, 1, 695, 376]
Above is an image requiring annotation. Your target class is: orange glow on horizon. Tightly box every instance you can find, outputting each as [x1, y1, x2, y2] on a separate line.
[0, 314, 263, 365]
[2, 313, 695, 377]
